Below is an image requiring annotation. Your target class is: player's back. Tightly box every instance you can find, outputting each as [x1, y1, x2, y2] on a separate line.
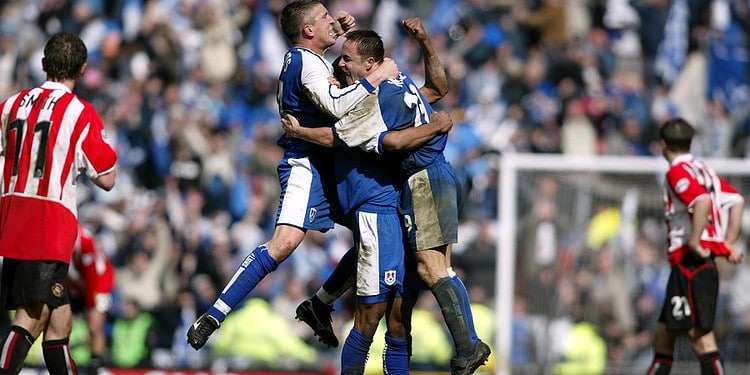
[277, 47, 338, 153]
[377, 73, 447, 176]
[664, 155, 731, 264]
[0, 82, 116, 263]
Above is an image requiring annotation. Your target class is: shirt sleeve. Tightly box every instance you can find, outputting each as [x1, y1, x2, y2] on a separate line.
[666, 165, 708, 208]
[333, 94, 387, 151]
[78, 106, 117, 178]
[300, 53, 377, 118]
[719, 178, 744, 207]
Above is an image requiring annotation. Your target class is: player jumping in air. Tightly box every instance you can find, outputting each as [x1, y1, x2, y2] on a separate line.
[647, 118, 744, 375]
[282, 24, 490, 375]
[0, 32, 117, 375]
[186, 0, 399, 349]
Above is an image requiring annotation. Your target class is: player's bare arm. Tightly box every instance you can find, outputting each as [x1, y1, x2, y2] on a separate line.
[281, 112, 336, 147]
[381, 111, 453, 152]
[403, 17, 448, 104]
[91, 170, 116, 191]
[282, 111, 453, 151]
[725, 198, 745, 264]
[689, 197, 712, 258]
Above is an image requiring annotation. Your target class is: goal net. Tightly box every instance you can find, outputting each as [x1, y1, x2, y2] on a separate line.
[495, 154, 750, 375]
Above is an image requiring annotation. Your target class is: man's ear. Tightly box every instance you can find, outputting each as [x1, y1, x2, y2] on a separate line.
[79, 62, 88, 77]
[302, 24, 314, 39]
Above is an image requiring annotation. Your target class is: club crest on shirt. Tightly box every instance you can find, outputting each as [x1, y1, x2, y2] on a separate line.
[384, 270, 397, 286]
[309, 208, 317, 223]
[675, 178, 690, 194]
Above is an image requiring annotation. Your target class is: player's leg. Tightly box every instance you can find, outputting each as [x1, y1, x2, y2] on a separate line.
[42, 304, 77, 375]
[687, 260, 724, 375]
[0, 259, 62, 374]
[687, 329, 724, 375]
[342, 302, 387, 374]
[415, 247, 483, 360]
[296, 246, 356, 347]
[87, 309, 107, 373]
[446, 245, 478, 345]
[404, 163, 488, 372]
[188, 225, 297, 349]
[342, 210, 405, 374]
[0, 303, 49, 374]
[646, 322, 677, 375]
[189, 155, 334, 349]
[383, 297, 411, 375]
[204, 224, 302, 323]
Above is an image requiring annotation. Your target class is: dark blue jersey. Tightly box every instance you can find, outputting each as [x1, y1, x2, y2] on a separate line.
[375, 74, 446, 176]
[276, 47, 376, 153]
[333, 74, 444, 216]
[334, 147, 399, 216]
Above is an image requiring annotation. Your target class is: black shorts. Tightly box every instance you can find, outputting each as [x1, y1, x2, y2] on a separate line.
[658, 255, 718, 332]
[1, 259, 70, 310]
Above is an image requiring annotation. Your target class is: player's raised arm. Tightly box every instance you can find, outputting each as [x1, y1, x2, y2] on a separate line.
[302, 57, 398, 118]
[403, 18, 448, 104]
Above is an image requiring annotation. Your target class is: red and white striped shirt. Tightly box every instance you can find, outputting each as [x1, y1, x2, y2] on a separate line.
[0, 81, 117, 263]
[664, 154, 742, 265]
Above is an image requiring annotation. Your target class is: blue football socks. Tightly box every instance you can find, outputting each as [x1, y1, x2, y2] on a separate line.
[341, 328, 372, 374]
[384, 335, 409, 374]
[207, 244, 278, 323]
[450, 274, 478, 345]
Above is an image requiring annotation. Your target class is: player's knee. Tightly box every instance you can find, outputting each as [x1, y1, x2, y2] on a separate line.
[416, 260, 442, 286]
[268, 238, 299, 261]
[688, 328, 716, 354]
[14, 304, 48, 338]
[386, 320, 407, 339]
[355, 305, 385, 338]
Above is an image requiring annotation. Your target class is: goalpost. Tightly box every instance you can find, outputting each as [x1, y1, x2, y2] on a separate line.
[495, 153, 750, 375]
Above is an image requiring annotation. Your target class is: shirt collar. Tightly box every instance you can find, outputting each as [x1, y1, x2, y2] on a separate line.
[40, 81, 72, 93]
[671, 153, 693, 166]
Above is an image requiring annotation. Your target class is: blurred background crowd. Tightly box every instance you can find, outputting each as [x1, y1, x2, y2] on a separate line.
[1, 0, 750, 373]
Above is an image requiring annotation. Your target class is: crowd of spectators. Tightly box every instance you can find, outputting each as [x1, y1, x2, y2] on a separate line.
[1, 0, 749, 373]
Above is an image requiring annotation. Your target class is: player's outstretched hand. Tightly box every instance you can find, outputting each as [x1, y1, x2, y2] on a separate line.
[431, 111, 453, 133]
[336, 11, 357, 33]
[728, 247, 744, 264]
[402, 17, 427, 42]
[281, 112, 302, 138]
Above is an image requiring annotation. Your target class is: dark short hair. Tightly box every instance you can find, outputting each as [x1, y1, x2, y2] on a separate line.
[660, 118, 694, 152]
[332, 57, 349, 86]
[42, 32, 87, 81]
[345, 30, 384, 63]
[280, 0, 322, 43]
